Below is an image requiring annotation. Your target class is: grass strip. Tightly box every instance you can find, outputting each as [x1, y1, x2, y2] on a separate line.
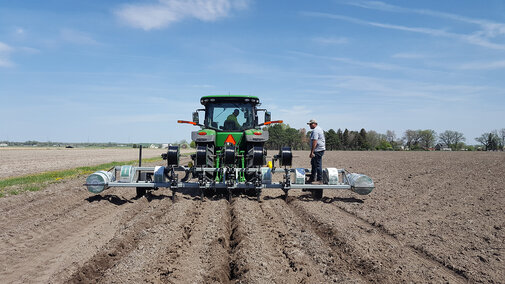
[0, 156, 165, 197]
[0, 152, 194, 197]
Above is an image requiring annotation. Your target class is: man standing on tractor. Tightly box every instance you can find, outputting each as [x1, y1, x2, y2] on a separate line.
[307, 119, 326, 184]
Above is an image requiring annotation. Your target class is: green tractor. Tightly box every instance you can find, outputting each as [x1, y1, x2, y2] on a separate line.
[177, 95, 288, 199]
[84, 95, 374, 202]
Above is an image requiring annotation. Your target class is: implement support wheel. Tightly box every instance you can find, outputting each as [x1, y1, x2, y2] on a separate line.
[136, 187, 146, 198]
[311, 189, 323, 200]
[171, 189, 176, 202]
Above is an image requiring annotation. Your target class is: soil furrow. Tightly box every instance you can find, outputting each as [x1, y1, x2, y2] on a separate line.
[94, 196, 203, 283]
[0, 178, 89, 225]
[289, 199, 467, 283]
[155, 199, 231, 283]
[260, 198, 366, 283]
[228, 197, 324, 283]
[65, 193, 175, 283]
[0, 184, 140, 283]
[330, 201, 471, 280]
[0, 151, 502, 283]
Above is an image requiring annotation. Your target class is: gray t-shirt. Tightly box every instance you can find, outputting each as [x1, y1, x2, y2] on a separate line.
[310, 125, 326, 152]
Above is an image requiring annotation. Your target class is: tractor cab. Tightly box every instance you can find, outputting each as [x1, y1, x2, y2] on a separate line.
[197, 95, 265, 131]
[204, 98, 255, 131]
[176, 95, 283, 185]
[178, 95, 280, 150]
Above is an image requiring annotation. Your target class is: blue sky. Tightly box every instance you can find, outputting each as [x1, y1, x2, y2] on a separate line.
[1, 0, 504, 143]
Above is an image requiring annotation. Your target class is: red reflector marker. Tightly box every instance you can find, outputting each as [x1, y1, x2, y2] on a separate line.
[224, 134, 236, 145]
[254, 132, 262, 135]
[198, 132, 206, 135]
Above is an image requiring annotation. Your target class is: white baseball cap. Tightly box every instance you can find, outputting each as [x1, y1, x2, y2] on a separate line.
[307, 119, 317, 125]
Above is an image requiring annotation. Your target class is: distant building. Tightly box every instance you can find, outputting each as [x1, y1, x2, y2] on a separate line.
[0, 143, 8, 147]
[435, 143, 452, 151]
[162, 143, 169, 149]
[149, 144, 159, 149]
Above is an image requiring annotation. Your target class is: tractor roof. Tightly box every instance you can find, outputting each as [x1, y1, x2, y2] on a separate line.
[200, 95, 260, 105]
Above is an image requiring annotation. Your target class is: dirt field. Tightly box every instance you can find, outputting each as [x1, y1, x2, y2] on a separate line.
[0, 151, 503, 283]
[0, 147, 178, 179]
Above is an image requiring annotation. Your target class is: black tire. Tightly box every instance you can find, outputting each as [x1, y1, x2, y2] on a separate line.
[196, 143, 215, 181]
[311, 189, 323, 200]
[227, 190, 233, 202]
[136, 187, 146, 198]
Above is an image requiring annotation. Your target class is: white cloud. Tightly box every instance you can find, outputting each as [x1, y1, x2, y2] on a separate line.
[0, 42, 14, 67]
[19, 47, 40, 54]
[290, 50, 405, 71]
[321, 75, 492, 103]
[347, 0, 505, 36]
[459, 60, 505, 70]
[191, 84, 215, 88]
[0, 42, 13, 53]
[303, 12, 505, 50]
[0, 42, 40, 67]
[339, 1, 505, 49]
[0, 58, 13, 67]
[391, 53, 427, 59]
[115, 0, 250, 30]
[60, 29, 100, 45]
[312, 36, 349, 45]
[268, 104, 313, 128]
[102, 113, 174, 124]
[211, 59, 278, 75]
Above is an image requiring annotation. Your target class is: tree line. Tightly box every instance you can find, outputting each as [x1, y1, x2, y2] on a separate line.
[263, 124, 505, 151]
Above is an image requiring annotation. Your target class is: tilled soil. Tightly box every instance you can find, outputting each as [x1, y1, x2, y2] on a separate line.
[0, 151, 503, 283]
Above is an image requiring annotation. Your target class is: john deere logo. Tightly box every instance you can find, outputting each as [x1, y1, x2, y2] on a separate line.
[225, 134, 236, 145]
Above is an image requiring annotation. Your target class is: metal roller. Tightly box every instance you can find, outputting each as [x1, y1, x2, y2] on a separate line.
[224, 145, 235, 165]
[86, 171, 115, 193]
[346, 173, 374, 195]
[166, 145, 180, 166]
[248, 146, 265, 166]
[196, 145, 207, 166]
[279, 147, 292, 167]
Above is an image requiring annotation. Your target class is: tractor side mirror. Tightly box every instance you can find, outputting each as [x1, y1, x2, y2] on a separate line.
[265, 111, 271, 123]
[192, 112, 199, 124]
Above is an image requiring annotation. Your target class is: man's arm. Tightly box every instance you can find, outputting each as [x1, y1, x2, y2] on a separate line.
[309, 139, 317, 158]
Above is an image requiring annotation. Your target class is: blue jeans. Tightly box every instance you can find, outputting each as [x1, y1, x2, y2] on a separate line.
[310, 151, 324, 181]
